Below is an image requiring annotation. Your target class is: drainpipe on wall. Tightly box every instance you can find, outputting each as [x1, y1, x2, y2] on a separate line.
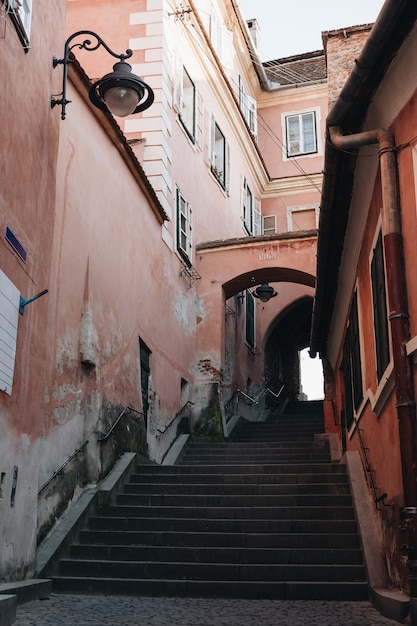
[330, 125, 417, 598]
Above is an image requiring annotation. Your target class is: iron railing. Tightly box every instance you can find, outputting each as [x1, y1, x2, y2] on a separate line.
[38, 440, 89, 495]
[224, 384, 285, 420]
[352, 416, 392, 510]
[97, 406, 143, 442]
[156, 401, 193, 438]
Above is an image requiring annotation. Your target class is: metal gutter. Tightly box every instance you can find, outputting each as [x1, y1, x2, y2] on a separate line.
[230, 0, 273, 91]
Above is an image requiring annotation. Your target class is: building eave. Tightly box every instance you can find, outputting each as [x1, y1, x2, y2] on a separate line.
[68, 57, 168, 225]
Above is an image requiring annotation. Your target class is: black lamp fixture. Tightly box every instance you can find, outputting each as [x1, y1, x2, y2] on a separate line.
[252, 283, 278, 303]
[51, 30, 154, 120]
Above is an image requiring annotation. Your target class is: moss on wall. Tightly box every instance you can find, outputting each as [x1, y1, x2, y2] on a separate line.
[194, 392, 224, 441]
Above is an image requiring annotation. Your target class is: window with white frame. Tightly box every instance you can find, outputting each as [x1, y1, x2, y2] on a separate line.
[285, 110, 317, 157]
[4, 0, 33, 49]
[239, 76, 258, 139]
[176, 188, 192, 267]
[242, 178, 261, 235]
[210, 2, 234, 71]
[176, 65, 196, 141]
[286, 205, 319, 232]
[0, 270, 20, 395]
[262, 215, 276, 235]
[210, 116, 229, 190]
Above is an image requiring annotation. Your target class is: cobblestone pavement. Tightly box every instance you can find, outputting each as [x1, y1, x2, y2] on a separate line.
[13, 594, 403, 625]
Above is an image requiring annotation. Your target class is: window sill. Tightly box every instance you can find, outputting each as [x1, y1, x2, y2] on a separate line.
[177, 116, 197, 148]
[283, 150, 321, 162]
[406, 335, 417, 362]
[210, 169, 228, 194]
[370, 361, 395, 416]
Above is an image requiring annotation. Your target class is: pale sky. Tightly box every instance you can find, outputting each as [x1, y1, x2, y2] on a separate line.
[237, 0, 385, 60]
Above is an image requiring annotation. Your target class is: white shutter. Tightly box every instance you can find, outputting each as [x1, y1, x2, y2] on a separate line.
[225, 141, 230, 191]
[174, 56, 183, 113]
[188, 205, 193, 259]
[246, 94, 258, 139]
[210, 114, 216, 165]
[196, 91, 204, 150]
[253, 198, 262, 235]
[221, 26, 234, 71]
[210, 6, 222, 58]
[0, 270, 20, 395]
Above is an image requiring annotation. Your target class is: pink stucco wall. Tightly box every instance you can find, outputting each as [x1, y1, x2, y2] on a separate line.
[0, 1, 67, 581]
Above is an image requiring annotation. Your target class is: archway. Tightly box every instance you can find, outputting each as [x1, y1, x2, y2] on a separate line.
[193, 233, 317, 420]
[263, 296, 319, 403]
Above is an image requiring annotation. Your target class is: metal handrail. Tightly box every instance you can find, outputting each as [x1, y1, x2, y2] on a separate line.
[223, 384, 286, 421]
[265, 384, 285, 401]
[38, 440, 89, 495]
[235, 388, 259, 405]
[352, 416, 392, 510]
[156, 400, 194, 438]
[97, 406, 143, 442]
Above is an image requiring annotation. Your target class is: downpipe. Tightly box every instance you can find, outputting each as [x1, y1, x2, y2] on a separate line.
[330, 126, 417, 598]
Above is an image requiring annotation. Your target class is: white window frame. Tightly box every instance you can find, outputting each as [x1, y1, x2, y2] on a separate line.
[239, 76, 258, 139]
[210, 2, 233, 71]
[175, 64, 196, 142]
[5, 0, 33, 48]
[262, 215, 276, 235]
[242, 178, 261, 235]
[176, 188, 193, 266]
[0, 270, 20, 396]
[286, 204, 319, 232]
[281, 107, 322, 160]
[210, 115, 229, 190]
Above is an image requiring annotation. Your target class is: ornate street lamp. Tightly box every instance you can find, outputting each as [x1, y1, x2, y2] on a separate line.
[252, 283, 278, 303]
[51, 30, 154, 120]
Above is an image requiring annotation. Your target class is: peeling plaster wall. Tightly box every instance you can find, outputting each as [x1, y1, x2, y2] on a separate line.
[0, 0, 66, 582]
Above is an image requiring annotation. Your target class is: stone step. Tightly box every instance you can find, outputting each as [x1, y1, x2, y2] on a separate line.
[129, 471, 349, 484]
[102, 504, 356, 520]
[115, 493, 354, 508]
[49, 401, 367, 601]
[69, 544, 364, 565]
[87, 515, 359, 534]
[57, 558, 366, 583]
[134, 463, 347, 475]
[51, 576, 368, 601]
[78, 529, 361, 549]
[179, 453, 331, 464]
[187, 441, 326, 449]
[123, 482, 351, 496]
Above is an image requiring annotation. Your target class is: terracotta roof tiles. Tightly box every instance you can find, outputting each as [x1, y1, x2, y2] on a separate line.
[263, 50, 327, 86]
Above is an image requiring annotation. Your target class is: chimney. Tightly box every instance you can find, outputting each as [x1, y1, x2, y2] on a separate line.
[247, 18, 261, 53]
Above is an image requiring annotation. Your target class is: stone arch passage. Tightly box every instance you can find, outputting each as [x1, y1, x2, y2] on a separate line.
[192, 234, 317, 417]
[263, 296, 315, 403]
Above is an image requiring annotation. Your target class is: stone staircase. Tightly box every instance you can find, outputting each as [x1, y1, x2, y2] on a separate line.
[51, 400, 368, 600]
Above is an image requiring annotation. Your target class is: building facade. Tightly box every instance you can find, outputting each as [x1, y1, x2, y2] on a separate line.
[0, 0, 324, 582]
[311, 0, 417, 605]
